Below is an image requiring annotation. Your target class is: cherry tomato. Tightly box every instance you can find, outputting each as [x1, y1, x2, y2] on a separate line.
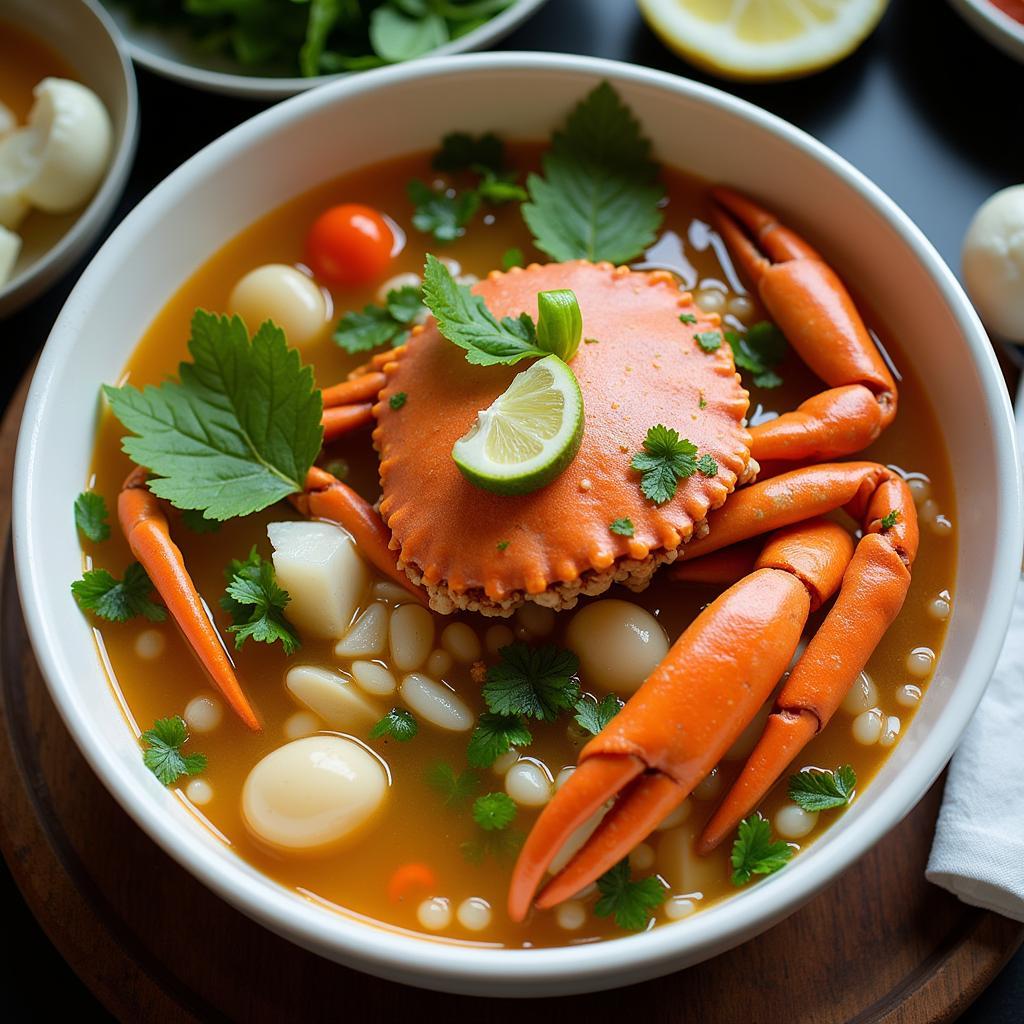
[305, 203, 395, 287]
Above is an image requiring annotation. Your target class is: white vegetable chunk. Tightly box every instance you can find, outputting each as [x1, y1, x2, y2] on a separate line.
[334, 602, 389, 658]
[242, 735, 388, 852]
[229, 264, 328, 348]
[268, 521, 368, 639]
[286, 664, 381, 731]
[963, 185, 1024, 341]
[400, 672, 473, 731]
[0, 226, 22, 286]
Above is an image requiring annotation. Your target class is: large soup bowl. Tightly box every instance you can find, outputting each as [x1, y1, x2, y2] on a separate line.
[13, 53, 1022, 997]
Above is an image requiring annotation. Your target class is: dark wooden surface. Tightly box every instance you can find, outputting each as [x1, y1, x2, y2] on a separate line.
[2, 0, 1023, 1020]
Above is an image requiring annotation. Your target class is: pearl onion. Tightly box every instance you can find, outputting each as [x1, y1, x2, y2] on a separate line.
[515, 603, 557, 637]
[896, 683, 923, 707]
[774, 803, 818, 839]
[928, 596, 952, 621]
[664, 895, 698, 921]
[456, 897, 492, 932]
[694, 288, 726, 313]
[930, 514, 953, 537]
[505, 760, 552, 806]
[184, 695, 223, 733]
[417, 897, 452, 931]
[555, 766, 575, 790]
[853, 708, 884, 745]
[134, 628, 165, 660]
[630, 843, 655, 871]
[485, 624, 515, 655]
[283, 710, 321, 740]
[906, 647, 935, 679]
[229, 264, 328, 347]
[441, 622, 482, 663]
[491, 750, 519, 775]
[692, 768, 723, 801]
[556, 901, 587, 930]
[185, 778, 213, 806]
[880, 714, 902, 748]
[841, 672, 879, 715]
[907, 477, 931, 505]
[727, 295, 756, 322]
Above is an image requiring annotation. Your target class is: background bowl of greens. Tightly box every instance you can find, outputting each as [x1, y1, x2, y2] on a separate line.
[102, 0, 551, 99]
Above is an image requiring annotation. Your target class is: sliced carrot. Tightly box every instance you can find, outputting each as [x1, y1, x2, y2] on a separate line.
[387, 862, 437, 903]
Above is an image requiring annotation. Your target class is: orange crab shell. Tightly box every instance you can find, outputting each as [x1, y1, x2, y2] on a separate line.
[372, 261, 752, 612]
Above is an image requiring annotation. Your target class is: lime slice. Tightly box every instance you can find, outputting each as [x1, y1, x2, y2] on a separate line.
[637, 0, 888, 82]
[452, 354, 584, 496]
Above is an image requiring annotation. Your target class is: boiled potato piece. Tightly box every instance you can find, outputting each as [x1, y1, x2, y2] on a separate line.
[285, 664, 381, 731]
[267, 521, 368, 639]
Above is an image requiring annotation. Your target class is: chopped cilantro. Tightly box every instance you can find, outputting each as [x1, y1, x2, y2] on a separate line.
[788, 765, 856, 812]
[698, 393, 707, 410]
[74, 491, 110, 543]
[142, 715, 206, 786]
[583, 336, 600, 344]
[880, 509, 900, 530]
[631, 425, 698, 505]
[483, 643, 580, 721]
[574, 693, 623, 736]
[727, 321, 787, 389]
[370, 707, 418, 742]
[694, 330, 722, 352]
[730, 814, 793, 886]
[72, 563, 166, 624]
[496, 539, 510, 551]
[461, 828, 524, 865]
[426, 762, 479, 807]
[522, 82, 663, 264]
[696, 454, 718, 477]
[502, 247, 524, 270]
[594, 859, 666, 930]
[679, 313, 697, 325]
[466, 713, 532, 768]
[609, 517, 635, 537]
[472, 791, 517, 831]
[220, 547, 300, 655]
[334, 285, 425, 353]
[389, 391, 407, 410]
[104, 311, 323, 522]
[408, 179, 480, 243]
[180, 507, 221, 534]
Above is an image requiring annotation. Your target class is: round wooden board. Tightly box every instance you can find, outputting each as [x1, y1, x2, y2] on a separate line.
[0, 374, 1020, 1024]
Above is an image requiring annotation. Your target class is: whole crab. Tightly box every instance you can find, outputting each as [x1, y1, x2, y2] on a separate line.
[117, 188, 918, 919]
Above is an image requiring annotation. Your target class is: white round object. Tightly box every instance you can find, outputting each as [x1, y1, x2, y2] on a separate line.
[426, 648, 453, 679]
[441, 622, 482, 663]
[896, 684, 923, 707]
[962, 185, 1024, 341]
[183, 694, 223, 733]
[185, 778, 214, 806]
[554, 765, 575, 790]
[852, 708, 884, 745]
[505, 760, 552, 807]
[841, 671, 879, 715]
[416, 897, 452, 931]
[242, 735, 388, 852]
[879, 714, 902, 748]
[229, 263, 328, 347]
[399, 673, 473, 731]
[283, 710, 322, 740]
[565, 599, 669, 694]
[491, 750, 519, 776]
[664, 896, 698, 921]
[906, 647, 936, 679]
[133, 627, 165, 660]
[350, 660, 397, 697]
[456, 897, 492, 932]
[629, 842, 655, 872]
[774, 803, 818, 840]
[555, 901, 587, 930]
[389, 604, 435, 672]
[928, 596, 951, 621]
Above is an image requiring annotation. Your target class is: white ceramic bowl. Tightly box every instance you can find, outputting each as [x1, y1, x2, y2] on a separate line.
[949, 0, 1024, 63]
[13, 53, 1023, 996]
[107, 0, 549, 99]
[0, 0, 138, 316]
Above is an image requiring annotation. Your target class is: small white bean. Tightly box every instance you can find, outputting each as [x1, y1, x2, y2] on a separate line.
[505, 760, 552, 807]
[774, 803, 818, 839]
[335, 602, 389, 658]
[880, 714, 902, 748]
[907, 477, 931, 505]
[853, 708, 884, 745]
[400, 673, 473, 731]
[919, 498, 939, 523]
[351, 660, 397, 697]
[664, 895, 698, 921]
[841, 671, 879, 715]
[630, 842, 655, 872]
[515, 603, 557, 637]
[556, 901, 587, 930]
[284, 710, 321, 740]
[555, 766, 576, 790]
[441, 622, 482, 663]
[417, 897, 452, 931]
[372, 580, 415, 604]
[694, 288, 726, 313]
[134, 629, 165, 660]
[656, 799, 692, 831]
[727, 294, 756, 322]
[485, 624, 515, 655]
[896, 683, 923, 707]
[389, 604, 435, 671]
[286, 665, 381, 731]
[692, 768, 723, 801]
[375, 271, 421, 305]
[456, 897, 492, 932]
[906, 646, 935, 679]
[185, 778, 213, 806]
[492, 750, 519, 775]
[927, 596, 952, 621]
[930, 514, 953, 538]
[184, 695, 223, 733]
[426, 648, 453, 679]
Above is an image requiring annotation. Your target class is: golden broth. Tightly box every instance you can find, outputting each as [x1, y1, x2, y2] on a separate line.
[81, 147, 956, 947]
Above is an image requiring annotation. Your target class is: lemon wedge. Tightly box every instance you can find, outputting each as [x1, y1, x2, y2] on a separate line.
[637, 0, 889, 81]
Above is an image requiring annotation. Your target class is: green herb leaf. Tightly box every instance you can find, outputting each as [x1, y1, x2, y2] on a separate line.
[334, 285, 424, 353]
[631, 424, 698, 505]
[483, 642, 580, 721]
[389, 391, 408, 410]
[679, 313, 697, 325]
[727, 321, 787, 390]
[433, 131, 505, 173]
[467, 713, 533, 768]
[594, 859, 666, 930]
[104, 311, 323, 521]
[609, 517, 634, 537]
[787, 765, 857, 812]
[220, 547, 301, 655]
[522, 81, 663, 264]
[476, 167, 528, 206]
[386, 285, 424, 323]
[472, 791, 517, 831]
[370, 707, 418, 742]
[71, 563, 167, 624]
[460, 827, 524, 864]
[574, 693, 623, 736]
[422, 254, 547, 366]
[696, 454, 718, 477]
[180, 508, 222, 534]
[408, 179, 480, 242]
[730, 814, 793, 886]
[496, 540, 510, 551]
[425, 762, 479, 807]
[142, 715, 207, 786]
[880, 509, 900, 530]
[502, 247, 524, 270]
[74, 491, 110, 542]
[370, 5, 448, 63]
[695, 331, 722, 352]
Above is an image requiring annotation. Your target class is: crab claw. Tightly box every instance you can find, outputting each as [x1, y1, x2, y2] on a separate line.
[118, 467, 261, 731]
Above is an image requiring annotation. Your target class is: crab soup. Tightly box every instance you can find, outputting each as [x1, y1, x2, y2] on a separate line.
[74, 85, 956, 948]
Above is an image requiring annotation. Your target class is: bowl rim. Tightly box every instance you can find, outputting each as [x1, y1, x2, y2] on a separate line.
[13, 51, 1023, 992]
[0, 0, 139, 313]
[113, 0, 550, 100]
[948, 0, 1024, 61]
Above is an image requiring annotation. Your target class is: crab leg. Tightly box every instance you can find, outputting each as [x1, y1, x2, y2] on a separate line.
[320, 372, 385, 442]
[118, 467, 261, 731]
[711, 188, 897, 462]
[508, 518, 853, 919]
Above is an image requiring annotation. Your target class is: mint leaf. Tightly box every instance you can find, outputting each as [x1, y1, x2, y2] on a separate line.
[74, 491, 110, 542]
[522, 81, 664, 264]
[220, 547, 300, 655]
[422, 254, 547, 366]
[731, 814, 793, 886]
[574, 693, 622, 736]
[631, 424, 698, 505]
[142, 715, 207, 786]
[104, 311, 323, 521]
[727, 321, 787, 390]
[788, 765, 856, 812]
[483, 643, 580, 721]
[466, 713, 532, 768]
[370, 707, 418, 742]
[594, 859, 666, 930]
[408, 179, 479, 242]
[472, 792, 517, 831]
[72, 563, 166, 623]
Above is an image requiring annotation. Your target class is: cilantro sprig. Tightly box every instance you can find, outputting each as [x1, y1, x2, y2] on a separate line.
[609, 517, 634, 537]
[727, 321, 787, 389]
[788, 765, 857, 812]
[74, 491, 110, 542]
[730, 814, 793, 886]
[220, 547, 300, 655]
[370, 707, 418, 743]
[333, 285, 424, 354]
[630, 425, 718, 505]
[483, 643, 580, 721]
[880, 510, 900, 530]
[574, 694, 622, 737]
[426, 762, 479, 807]
[72, 563, 166, 624]
[472, 791, 517, 831]
[467, 712, 532, 768]
[594, 859, 667, 931]
[104, 311, 323, 522]
[142, 716, 207, 786]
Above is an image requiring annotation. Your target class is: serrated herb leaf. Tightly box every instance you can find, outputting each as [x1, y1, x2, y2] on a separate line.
[695, 331, 722, 352]
[472, 791, 517, 831]
[696, 454, 718, 477]
[74, 491, 110, 542]
[727, 321, 787, 390]
[371, 707, 418, 742]
[574, 693, 623, 736]
[594, 859, 666, 930]
[426, 762, 479, 807]
[334, 284, 425, 353]
[483, 642, 580, 721]
[408, 179, 480, 242]
[631, 424, 698, 505]
[71, 563, 166, 624]
[787, 765, 857, 812]
[522, 81, 664, 264]
[461, 827, 524, 865]
[142, 715, 207, 786]
[104, 311, 323, 522]
[220, 547, 300, 655]
[466, 713, 533, 768]
[731, 814, 793, 886]
[609, 517, 634, 537]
